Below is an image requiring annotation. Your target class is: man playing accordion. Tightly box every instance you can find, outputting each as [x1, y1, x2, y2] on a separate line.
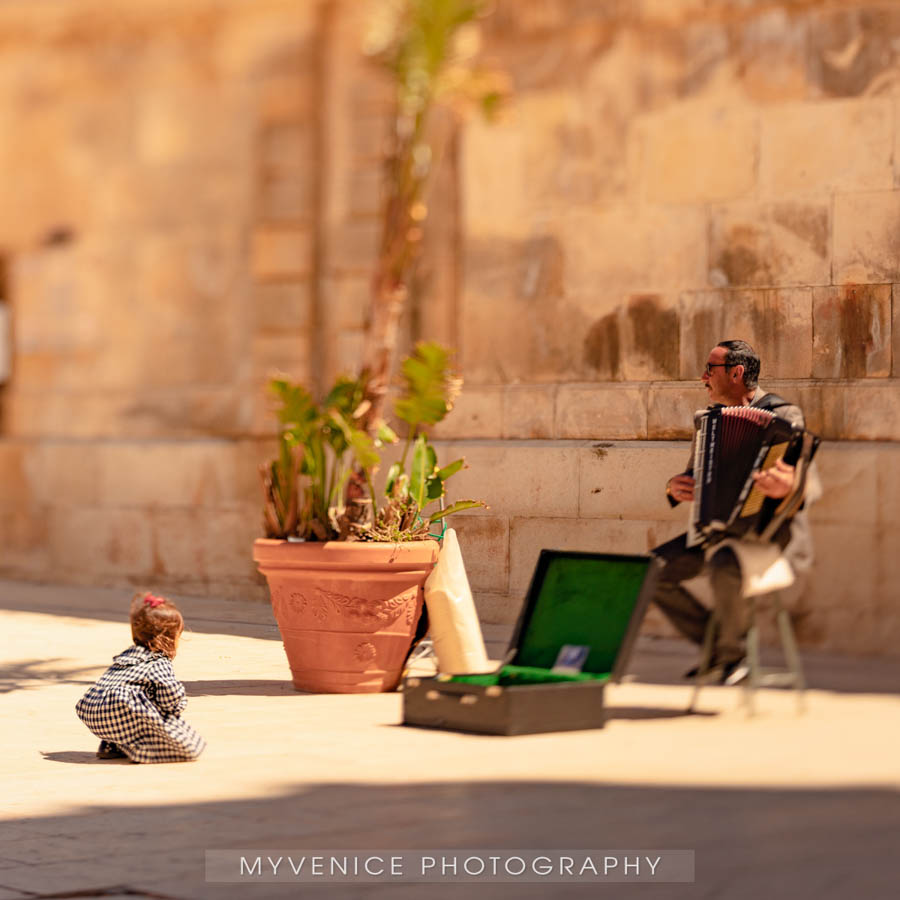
[652, 340, 819, 685]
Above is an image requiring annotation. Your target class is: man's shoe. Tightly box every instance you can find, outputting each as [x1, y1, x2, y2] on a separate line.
[721, 658, 749, 686]
[96, 740, 126, 759]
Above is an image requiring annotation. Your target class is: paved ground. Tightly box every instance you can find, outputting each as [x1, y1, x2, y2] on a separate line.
[1, 578, 898, 899]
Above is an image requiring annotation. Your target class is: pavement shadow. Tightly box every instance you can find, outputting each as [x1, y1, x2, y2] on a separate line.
[0, 658, 101, 694]
[4, 781, 897, 899]
[40, 750, 132, 765]
[606, 705, 716, 720]
[181, 679, 296, 697]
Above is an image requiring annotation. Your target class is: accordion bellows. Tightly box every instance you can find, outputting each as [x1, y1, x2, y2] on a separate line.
[687, 406, 819, 548]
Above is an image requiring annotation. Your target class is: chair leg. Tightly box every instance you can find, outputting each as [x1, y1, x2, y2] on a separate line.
[743, 611, 760, 717]
[687, 610, 718, 713]
[774, 596, 806, 714]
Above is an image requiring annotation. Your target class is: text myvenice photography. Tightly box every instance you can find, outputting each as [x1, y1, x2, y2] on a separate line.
[205, 850, 695, 883]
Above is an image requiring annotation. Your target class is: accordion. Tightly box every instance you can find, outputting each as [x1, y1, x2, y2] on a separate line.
[686, 405, 820, 549]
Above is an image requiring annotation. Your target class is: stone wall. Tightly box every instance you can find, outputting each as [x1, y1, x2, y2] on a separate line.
[0, 0, 898, 656]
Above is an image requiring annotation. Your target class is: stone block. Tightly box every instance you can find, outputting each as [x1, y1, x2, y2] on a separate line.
[205, 509, 262, 579]
[150, 509, 207, 579]
[470, 591, 520, 626]
[332, 329, 365, 380]
[804, 523, 881, 613]
[24, 442, 102, 507]
[49, 508, 154, 578]
[789, 382, 900, 442]
[708, 202, 830, 288]
[578, 443, 689, 522]
[809, 443, 880, 528]
[732, 7, 809, 103]
[252, 282, 311, 333]
[258, 175, 312, 222]
[509, 517, 655, 596]
[434, 441, 581, 520]
[327, 221, 379, 275]
[760, 99, 893, 197]
[679, 289, 813, 379]
[460, 234, 581, 383]
[0, 442, 30, 511]
[583, 293, 682, 382]
[894, 284, 900, 377]
[555, 386, 647, 440]
[447, 514, 510, 594]
[808, 6, 900, 98]
[259, 124, 313, 174]
[320, 276, 369, 332]
[834, 192, 900, 285]
[346, 167, 382, 218]
[647, 384, 704, 440]
[97, 443, 246, 510]
[256, 74, 312, 125]
[430, 387, 504, 440]
[563, 205, 708, 293]
[503, 385, 556, 440]
[0, 510, 50, 574]
[812, 285, 892, 378]
[634, 102, 757, 203]
[251, 226, 312, 281]
[251, 333, 311, 382]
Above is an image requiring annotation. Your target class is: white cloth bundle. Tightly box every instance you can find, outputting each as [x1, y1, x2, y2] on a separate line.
[423, 528, 492, 674]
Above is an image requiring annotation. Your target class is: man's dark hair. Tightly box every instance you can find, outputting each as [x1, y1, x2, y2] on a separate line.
[717, 340, 760, 388]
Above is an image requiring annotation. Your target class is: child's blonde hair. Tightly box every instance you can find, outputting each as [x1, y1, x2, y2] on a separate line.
[130, 592, 184, 659]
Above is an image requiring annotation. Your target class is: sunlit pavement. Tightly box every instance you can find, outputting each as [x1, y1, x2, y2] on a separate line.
[1, 579, 898, 900]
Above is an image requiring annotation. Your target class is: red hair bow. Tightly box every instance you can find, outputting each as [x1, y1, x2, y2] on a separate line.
[143, 594, 165, 608]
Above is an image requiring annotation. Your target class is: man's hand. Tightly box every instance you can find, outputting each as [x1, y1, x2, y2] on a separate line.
[753, 458, 795, 499]
[667, 474, 695, 503]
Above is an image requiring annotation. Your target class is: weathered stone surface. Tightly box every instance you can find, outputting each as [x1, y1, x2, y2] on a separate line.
[894, 284, 900, 377]
[647, 384, 704, 440]
[256, 74, 312, 125]
[812, 284, 892, 379]
[252, 282, 311, 333]
[320, 276, 370, 332]
[503, 385, 556, 440]
[578, 443, 689, 522]
[0, 510, 50, 574]
[97, 443, 248, 510]
[430, 386, 504, 440]
[808, 6, 900, 98]
[679, 289, 813, 379]
[809, 444, 880, 527]
[556, 386, 647, 440]
[436, 441, 581, 519]
[251, 333, 310, 383]
[24, 443, 102, 507]
[49, 508, 154, 578]
[708, 203, 830, 288]
[251, 226, 312, 281]
[584, 293, 681, 381]
[760, 99, 893, 197]
[259, 124, 313, 175]
[509, 516, 655, 596]
[732, 6, 809, 103]
[326, 221, 379, 275]
[833, 192, 900, 285]
[634, 101, 757, 203]
[789, 382, 900, 441]
[258, 175, 312, 223]
[564, 206, 708, 293]
[447, 514, 510, 594]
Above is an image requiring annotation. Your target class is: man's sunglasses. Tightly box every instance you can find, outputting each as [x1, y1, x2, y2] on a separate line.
[703, 363, 733, 375]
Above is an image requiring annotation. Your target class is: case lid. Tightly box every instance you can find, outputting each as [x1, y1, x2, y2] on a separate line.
[508, 551, 659, 681]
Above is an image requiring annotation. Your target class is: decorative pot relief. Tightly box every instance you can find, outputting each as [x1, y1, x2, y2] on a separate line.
[314, 587, 417, 627]
[353, 641, 377, 665]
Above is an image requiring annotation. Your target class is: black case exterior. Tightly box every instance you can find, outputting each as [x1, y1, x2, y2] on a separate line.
[402, 551, 660, 736]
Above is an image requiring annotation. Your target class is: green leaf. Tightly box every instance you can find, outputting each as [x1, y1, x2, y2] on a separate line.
[376, 421, 399, 446]
[435, 458, 465, 481]
[385, 462, 402, 495]
[409, 433, 437, 509]
[394, 340, 461, 430]
[427, 499, 486, 522]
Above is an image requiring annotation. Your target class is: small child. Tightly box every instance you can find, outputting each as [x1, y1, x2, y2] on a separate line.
[76, 592, 206, 763]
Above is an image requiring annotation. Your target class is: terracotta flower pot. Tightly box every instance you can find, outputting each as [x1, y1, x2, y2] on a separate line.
[253, 538, 440, 693]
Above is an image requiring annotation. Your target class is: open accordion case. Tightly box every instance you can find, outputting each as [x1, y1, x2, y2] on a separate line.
[687, 405, 820, 549]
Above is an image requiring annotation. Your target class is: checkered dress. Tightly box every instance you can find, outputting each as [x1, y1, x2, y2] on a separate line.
[76, 644, 206, 764]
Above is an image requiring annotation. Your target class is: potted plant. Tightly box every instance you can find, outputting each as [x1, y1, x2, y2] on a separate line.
[254, 342, 484, 692]
[253, 0, 504, 693]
